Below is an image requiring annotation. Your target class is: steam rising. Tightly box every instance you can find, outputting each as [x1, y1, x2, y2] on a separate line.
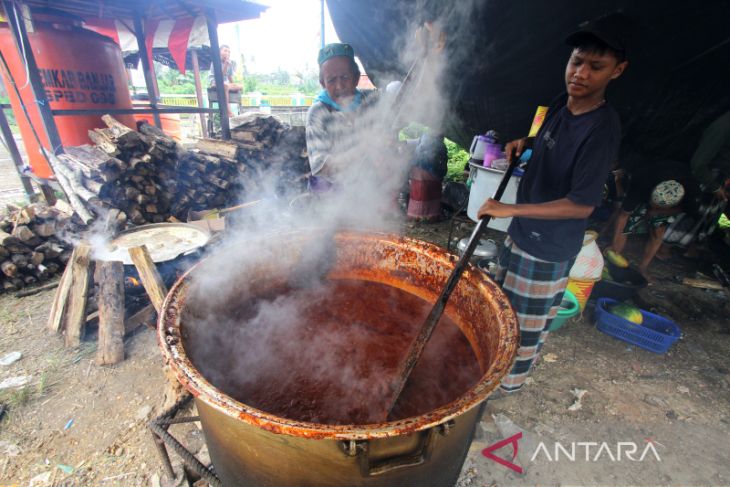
[177, 3, 487, 424]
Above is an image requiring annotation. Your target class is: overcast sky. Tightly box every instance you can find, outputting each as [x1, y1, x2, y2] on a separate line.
[218, 0, 340, 74]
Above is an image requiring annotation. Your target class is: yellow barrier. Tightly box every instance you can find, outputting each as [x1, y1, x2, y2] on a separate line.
[159, 95, 199, 106]
[158, 94, 315, 107]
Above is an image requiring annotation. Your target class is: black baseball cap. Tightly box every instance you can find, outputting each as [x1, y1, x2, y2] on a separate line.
[565, 12, 633, 58]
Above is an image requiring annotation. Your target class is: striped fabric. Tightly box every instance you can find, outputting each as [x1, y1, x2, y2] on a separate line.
[305, 93, 374, 176]
[495, 237, 574, 392]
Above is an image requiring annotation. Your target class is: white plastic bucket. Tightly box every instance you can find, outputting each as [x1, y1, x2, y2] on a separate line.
[466, 162, 521, 232]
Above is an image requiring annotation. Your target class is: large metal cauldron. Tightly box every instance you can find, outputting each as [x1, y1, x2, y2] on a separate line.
[159, 231, 518, 487]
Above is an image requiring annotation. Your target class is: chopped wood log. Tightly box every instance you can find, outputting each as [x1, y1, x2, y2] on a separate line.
[101, 114, 133, 137]
[0, 230, 19, 246]
[47, 252, 75, 332]
[47, 155, 94, 224]
[0, 246, 8, 260]
[32, 222, 56, 238]
[63, 244, 92, 347]
[124, 303, 156, 334]
[128, 245, 167, 313]
[196, 138, 239, 159]
[102, 115, 151, 152]
[88, 129, 120, 156]
[138, 121, 176, 146]
[13, 225, 38, 244]
[17, 206, 36, 225]
[102, 208, 124, 236]
[682, 277, 724, 290]
[1, 261, 17, 278]
[30, 252, 44, 266]
[36, 241, 64, 259]
[51, 155, 100, 205]
[83, 178, 103, 194]
[96, 260, 126, 365]
[53, 199, 75, 216]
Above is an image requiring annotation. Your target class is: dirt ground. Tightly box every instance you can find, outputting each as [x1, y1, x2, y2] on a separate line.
[1, 218, 729, 486]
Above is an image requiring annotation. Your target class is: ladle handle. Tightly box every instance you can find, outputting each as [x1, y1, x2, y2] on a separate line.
[384, 151, 521, 419]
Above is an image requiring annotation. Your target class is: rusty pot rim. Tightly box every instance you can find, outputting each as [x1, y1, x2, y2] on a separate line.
[158, 231, 519, 441]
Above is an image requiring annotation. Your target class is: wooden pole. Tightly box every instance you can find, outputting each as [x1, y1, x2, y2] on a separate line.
[96, 260, 126, 365]
[133, 13, 163, 128]
[205, 8, 231, 139]
[128, 245, 168, 313]
[191, 49, 208, 138]
[63, 244, 92, 347]
[0, 106, 34, 198]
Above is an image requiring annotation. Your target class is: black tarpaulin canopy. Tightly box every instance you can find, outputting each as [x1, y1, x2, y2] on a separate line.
[326, 0, 730, 166]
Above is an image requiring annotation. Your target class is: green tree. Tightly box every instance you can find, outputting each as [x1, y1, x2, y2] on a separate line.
[244, 76, 258, 93]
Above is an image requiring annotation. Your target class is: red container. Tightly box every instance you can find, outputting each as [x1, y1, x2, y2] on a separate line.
[0, 12, 135, 178]
[407, 167, 442, 220]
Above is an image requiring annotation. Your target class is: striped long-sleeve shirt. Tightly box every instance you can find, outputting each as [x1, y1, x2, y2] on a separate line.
[305, 93, 375, 176]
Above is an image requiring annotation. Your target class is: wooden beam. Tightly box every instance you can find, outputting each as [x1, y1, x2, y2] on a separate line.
[682, 277, 724, 291]
[124, 303, 156, 334]
[47, 254, 76, 332]
[0, 107, 34, 198]
[128, 245, 168, 313]
[191, 49, 208, 138]
[205, 8, 231, 139]
[63, 244, 92, 347]
[133, 12, 163, 128]
[96, 260, 126, 365]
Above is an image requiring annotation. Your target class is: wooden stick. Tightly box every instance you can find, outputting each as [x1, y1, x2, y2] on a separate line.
[128, 245, 168, 313]
[682, 277, 724, 291]
[96, 260, 126, 365]
[47, 155, 94, 224]
[47, 252, 77, 333]
[63, 244, 92, 347]
[15, 281, 59, 298]
[124, 304, 156, 334]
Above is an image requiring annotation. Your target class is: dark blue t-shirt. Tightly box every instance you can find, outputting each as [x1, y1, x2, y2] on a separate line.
[508, 95, 620, 262]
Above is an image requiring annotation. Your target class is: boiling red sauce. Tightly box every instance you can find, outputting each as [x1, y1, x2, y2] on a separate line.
[184, 279, 483, 424]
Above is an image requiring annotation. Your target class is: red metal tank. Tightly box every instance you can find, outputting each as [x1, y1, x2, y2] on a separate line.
[0, 11, 135, 179]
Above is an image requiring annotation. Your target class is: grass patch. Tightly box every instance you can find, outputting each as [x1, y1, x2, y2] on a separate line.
[4, 386, 32, 408]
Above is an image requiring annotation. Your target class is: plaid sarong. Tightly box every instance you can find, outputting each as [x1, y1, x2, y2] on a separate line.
[495, 237, 574, 392]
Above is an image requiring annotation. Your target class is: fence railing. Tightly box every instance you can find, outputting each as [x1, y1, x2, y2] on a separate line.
[158, 93, 315, 108]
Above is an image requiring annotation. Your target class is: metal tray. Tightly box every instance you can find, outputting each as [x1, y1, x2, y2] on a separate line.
[103, 223, 211, 265]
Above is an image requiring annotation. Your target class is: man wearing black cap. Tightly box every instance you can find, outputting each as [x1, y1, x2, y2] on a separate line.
[306, 42, 374, 189]
[477, 13, 631, 394]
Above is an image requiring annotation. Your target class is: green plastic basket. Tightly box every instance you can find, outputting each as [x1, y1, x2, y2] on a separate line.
[548, 289, 580, 332]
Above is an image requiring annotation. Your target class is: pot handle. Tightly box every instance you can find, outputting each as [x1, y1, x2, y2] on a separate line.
[340, 420, 455, 477]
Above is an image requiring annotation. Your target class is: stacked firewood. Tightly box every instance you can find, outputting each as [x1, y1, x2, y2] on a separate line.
[52, 115, 180, 226]
[232, 114, 310, 196]
[52, 113, 309, 225]
[171, 143, 244, 216]
[0, 203, 76, 293]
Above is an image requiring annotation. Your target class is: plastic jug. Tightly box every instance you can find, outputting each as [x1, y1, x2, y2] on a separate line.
[469, 135, 488, 161]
